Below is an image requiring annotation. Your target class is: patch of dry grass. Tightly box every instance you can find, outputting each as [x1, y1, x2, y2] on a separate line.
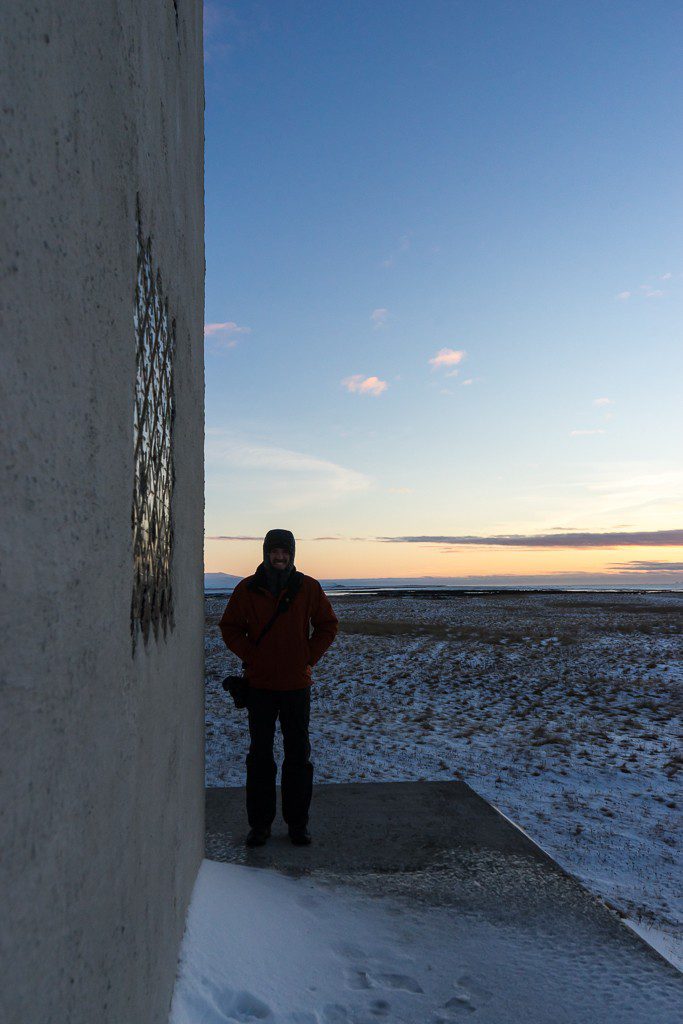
[338, 619, 449, 639]
[336, 616, 678, 644]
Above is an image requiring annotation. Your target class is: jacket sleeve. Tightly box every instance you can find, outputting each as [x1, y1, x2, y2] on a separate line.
[308, 582, 339, 666]
[219, 585, 254, 664]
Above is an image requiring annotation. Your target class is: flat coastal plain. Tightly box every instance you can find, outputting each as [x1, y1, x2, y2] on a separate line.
[205, 590, 682, 968]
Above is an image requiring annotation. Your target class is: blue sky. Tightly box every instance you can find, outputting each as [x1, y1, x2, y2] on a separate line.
[202, 1, 682, 580]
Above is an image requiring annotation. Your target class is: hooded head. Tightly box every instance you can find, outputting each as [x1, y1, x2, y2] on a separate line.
[263, 529, 296, 565]
[260, 529, 296, 594]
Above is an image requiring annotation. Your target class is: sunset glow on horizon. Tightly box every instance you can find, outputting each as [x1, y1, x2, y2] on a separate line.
[204, 535, 683, 585]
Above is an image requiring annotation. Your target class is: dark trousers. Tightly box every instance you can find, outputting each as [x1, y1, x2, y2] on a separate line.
[246, 687, 313, 829]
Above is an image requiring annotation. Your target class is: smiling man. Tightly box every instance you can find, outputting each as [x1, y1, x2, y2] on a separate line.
[219, 529, 339, 847]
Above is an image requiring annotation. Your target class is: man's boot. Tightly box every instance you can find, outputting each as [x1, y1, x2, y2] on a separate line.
[288, 826, 311, 846]
[246, 826, 271, 847]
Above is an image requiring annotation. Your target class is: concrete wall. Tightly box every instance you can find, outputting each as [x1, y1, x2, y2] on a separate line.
[0, 4, 205, 1022]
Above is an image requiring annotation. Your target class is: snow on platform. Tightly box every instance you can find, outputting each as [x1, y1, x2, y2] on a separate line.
[169, 782, 682, 1023]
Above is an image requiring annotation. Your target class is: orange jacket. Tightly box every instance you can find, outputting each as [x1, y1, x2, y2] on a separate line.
[219, 570, 339, 691]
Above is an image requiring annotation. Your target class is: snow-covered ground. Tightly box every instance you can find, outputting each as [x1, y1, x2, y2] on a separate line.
[171, 859, 518, 1024]
[170, 858, 681, 1024]
[204, 591, 682, 969]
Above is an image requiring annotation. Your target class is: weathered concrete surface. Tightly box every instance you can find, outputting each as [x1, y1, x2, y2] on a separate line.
[206, 782, 682, 1022]
[0, 4, 204, 1024]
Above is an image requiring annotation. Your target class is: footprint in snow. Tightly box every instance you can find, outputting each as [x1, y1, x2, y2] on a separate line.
[345, 969, 372, 990]
[322, 1005, 350, 1023]
[344, 967, 424, 995]
[180, 982, 272, 1023]
[442, 992, 476, 1015]
[456, 974, 491, 1001]
[370, 972, 424, 994]
[440, 974, 492, 1016]
[230, 989, 273, 1021]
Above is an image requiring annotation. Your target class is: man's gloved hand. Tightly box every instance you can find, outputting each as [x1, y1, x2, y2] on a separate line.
[222, 675, 249, 709]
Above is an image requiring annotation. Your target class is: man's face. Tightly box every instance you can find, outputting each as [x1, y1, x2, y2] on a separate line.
[269, 547, 290, 570]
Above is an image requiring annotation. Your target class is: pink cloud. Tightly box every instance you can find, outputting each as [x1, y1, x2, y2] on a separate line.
[429, 348, 466, 371]
[342, 374, 389, 397]
[204, 321, 252, 346]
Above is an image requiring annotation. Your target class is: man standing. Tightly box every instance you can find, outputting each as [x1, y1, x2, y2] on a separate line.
[219, 529, 338, 847]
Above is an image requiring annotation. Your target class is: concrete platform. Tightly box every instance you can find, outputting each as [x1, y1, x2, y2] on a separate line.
[206, 782, 681, 1022]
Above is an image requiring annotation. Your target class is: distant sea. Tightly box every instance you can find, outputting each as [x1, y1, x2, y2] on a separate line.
[205, 572, 681, 597]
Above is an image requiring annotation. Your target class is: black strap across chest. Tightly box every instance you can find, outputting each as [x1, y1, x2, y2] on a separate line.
[253, 572, 304, 646]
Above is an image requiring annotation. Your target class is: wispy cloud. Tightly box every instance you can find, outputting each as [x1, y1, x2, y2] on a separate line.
[611, 560, 683, 572]
[205, 433, 372, 510]
[617, 271, 678, 300]
[205, 321, 251, 337]
[572, 467, 683, 521]
[570, 429, 606, 437]
[207, 534, 350, 542]
[206, 535, 262, 541]
[461, 378, 474, 387]
[370, 308, 390, 329]
[388, 487, 414, 494]
[204, 321, 252, 349]
[429, 348, 466, 375]
[342, 374, 389, 396]
[592, 397, 613, 407]
[585, 469, 682, 497]
[378, 529, 683, 548]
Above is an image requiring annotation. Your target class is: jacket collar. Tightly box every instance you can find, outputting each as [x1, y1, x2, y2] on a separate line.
[248, 564, 304, 598]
